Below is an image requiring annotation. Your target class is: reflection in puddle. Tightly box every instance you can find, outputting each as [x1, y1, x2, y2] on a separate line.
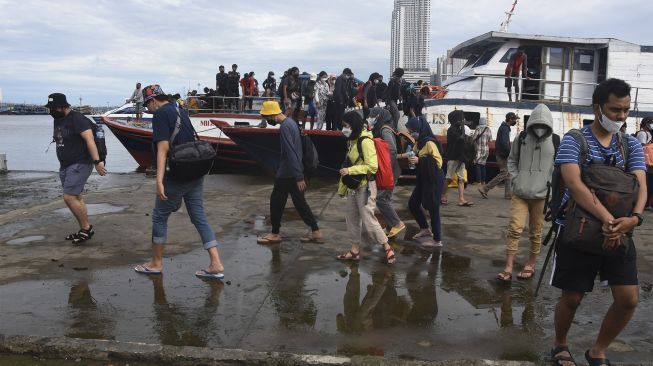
[6, 235, 45, 245]
[54, 203, 126, 216]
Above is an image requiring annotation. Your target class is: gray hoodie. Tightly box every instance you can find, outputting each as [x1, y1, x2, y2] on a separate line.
[508, 104, 556, 200]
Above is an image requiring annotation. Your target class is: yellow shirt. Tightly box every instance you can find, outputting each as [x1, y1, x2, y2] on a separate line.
[414, 140, 443, 169]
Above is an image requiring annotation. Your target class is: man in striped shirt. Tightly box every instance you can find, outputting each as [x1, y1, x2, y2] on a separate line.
[550, 78, 647, 366]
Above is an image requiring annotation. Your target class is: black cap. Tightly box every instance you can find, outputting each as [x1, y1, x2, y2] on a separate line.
[393, 67, 404, 77]
[343, 68, 353, 76]
[44, 93, 70, 108]
[232, 64, 238, 68]
[506, 112, 518, 120]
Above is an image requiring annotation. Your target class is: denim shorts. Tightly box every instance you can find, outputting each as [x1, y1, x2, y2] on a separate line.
[59, 163, 93, 195]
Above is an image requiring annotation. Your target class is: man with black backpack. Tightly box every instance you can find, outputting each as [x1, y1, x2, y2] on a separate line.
[441, 110, 473, 207]
[495, 104, 557, 283]
[257, 101, 323, 245]
[134, 85, 226, 280]
[385, 68, 403, 130]
[480, 112, 519, 200]
[549, 79, 647, 366]
[47, 93, 107, 245]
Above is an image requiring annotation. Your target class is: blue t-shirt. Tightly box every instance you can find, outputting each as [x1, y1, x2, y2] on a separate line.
[555, 125, 646, 216]
[152, 102, 195, 145]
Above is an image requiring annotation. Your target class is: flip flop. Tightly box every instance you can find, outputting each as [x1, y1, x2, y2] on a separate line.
[458, 202, 474, 207]
[300, 236, 325, 244]
[387, 223, 406, 238]
[517, 268, 535, 280]
[420, 239, 443, 248]
[134, 264, 162, 275]
[412, 230, 433, 240]
[496, 271, 512, 282]
[440, 198, 449, 205]
[195, 269, 225, 280]
[257, 236, 282, 244]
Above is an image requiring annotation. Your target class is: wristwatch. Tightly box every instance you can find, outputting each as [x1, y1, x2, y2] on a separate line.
[93, 160, 102, 165]
[631, 213, 644, 227]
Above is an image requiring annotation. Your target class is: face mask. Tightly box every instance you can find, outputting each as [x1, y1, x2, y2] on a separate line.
[374, 80, 380, 84]
[321, 77, 328, 81]
[266, 118, 277, 126]
[598, 107, 624, 134]
[532, 126, 548, 138]
[49, 110, 66, 119]
[342, 127, 352, 138]
[411, 132, 420, 140]
[366, 117, 376, 126]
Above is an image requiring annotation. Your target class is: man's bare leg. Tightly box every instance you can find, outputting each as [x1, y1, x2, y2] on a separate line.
[63, 193, 90, 230]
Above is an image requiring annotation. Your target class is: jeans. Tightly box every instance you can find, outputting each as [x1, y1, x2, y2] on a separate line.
[409, 169, 445, 241]
[152, 176, 217, 249]
[474, 164, 487, 183]
[270, 177, 319, 234]
[376, 188, 401, 228]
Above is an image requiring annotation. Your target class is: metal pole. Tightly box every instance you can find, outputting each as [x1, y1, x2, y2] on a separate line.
[0, 153, 7, 173]
[479, 76, 484, 100]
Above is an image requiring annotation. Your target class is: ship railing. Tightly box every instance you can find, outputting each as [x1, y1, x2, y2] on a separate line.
[184, 95, 280, 114]
[441, 73, 653, 113]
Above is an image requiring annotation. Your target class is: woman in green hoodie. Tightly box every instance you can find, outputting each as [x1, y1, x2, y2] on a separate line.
[336, 111, 396, 265]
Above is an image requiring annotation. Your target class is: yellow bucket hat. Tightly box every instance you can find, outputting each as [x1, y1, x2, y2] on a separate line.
[260, 101, 282, 116]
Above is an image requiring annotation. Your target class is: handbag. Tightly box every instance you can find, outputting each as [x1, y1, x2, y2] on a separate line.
[166, 106, 216, 181]
[561, 162, 639, 256]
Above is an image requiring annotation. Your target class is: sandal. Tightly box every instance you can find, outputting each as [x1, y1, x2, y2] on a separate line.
[496, 271, 512, 282]
[65, 231, 81, 241]
[458, 201, 474, 207]
[585, 350, 610, 366]
[384, 247, 396, 265]
[517, 267, 535, 280]
[550, 346, 577, 366]
[336, 250, 360, 261]
[440, 197, 448, 205]
[72, 226, 94, 244]
[300, 236, 325, 244]
[412, 230, 432, 240]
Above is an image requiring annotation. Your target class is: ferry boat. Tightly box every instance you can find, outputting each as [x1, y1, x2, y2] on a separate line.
[423, 31, 653, 138]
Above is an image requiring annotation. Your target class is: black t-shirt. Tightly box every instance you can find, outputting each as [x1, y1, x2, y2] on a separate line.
[53, 111, 92, 167]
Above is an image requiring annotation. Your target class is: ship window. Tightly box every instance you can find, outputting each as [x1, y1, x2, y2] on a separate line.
[473, 45, 501, 67]
[500, 48, 518, 62]
[574, 49, 594, 72]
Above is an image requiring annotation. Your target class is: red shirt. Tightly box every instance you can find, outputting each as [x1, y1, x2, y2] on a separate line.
[505, 53, 527, 77]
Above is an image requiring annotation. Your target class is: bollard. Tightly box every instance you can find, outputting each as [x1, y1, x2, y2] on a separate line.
[0, 153, 6, 173]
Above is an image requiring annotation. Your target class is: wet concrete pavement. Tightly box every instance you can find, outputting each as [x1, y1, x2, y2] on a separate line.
[0, 171, 652, 364]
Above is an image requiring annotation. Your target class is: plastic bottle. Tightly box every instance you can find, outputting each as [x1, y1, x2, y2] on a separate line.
[96, 125, 105, 139]
[407, 144, 416, 169]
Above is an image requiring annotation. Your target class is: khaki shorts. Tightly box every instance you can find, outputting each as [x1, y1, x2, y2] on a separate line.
[445, 160, 466, 181]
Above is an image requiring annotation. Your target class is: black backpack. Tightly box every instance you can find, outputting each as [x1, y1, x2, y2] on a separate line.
[302, 79, 316, 99]
[89, 121, 107, 164]
[545, 129, 630, 222]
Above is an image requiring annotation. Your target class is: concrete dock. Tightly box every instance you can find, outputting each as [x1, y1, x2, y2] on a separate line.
[0, 171, 651, 365]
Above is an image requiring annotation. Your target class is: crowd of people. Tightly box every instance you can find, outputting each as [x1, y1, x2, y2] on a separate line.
[47, 76, 651, 366]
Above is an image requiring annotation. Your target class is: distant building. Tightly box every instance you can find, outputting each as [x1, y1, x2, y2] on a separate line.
[434, 49, 467, 86]
[390, 0, 430, 83]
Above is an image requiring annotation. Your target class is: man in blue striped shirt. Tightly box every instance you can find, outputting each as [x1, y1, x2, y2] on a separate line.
[550, 79, 647, 366]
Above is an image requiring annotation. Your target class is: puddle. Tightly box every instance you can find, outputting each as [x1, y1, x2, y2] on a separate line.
[54, 203, 127, 216]
[6, 235, 46, 245]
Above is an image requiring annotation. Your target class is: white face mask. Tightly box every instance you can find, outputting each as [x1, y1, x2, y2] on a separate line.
[599, 106, 625, 134]
[366, 117, 376, 126]
[342, 127, 352, 138]
[532, 126, 548, 138]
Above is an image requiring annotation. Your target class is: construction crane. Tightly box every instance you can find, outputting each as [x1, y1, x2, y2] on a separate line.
[499, 0, 519, 32]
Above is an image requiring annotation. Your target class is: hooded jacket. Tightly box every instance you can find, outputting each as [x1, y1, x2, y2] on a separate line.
[507, 104, 556, 199]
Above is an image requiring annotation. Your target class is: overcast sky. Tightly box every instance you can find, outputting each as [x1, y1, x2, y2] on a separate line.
[0, 0, 651, 106]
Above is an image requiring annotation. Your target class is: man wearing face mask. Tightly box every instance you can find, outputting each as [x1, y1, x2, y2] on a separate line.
[480, 112, 518, 200]
[256, 101, 323, 245]
[333, 68, 354, 130]
[550, 78, 647, 366]
[47, 93, 107, 245]
[496, 104, 557, 283]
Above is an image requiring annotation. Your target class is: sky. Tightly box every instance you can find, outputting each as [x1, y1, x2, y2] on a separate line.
[0, 0, 651, 106]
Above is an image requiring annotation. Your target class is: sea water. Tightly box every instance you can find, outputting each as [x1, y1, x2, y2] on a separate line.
[0, 115, 138, 173]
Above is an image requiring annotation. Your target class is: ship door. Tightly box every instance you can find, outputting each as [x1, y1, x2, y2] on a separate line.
[540, 47, 571, 103]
